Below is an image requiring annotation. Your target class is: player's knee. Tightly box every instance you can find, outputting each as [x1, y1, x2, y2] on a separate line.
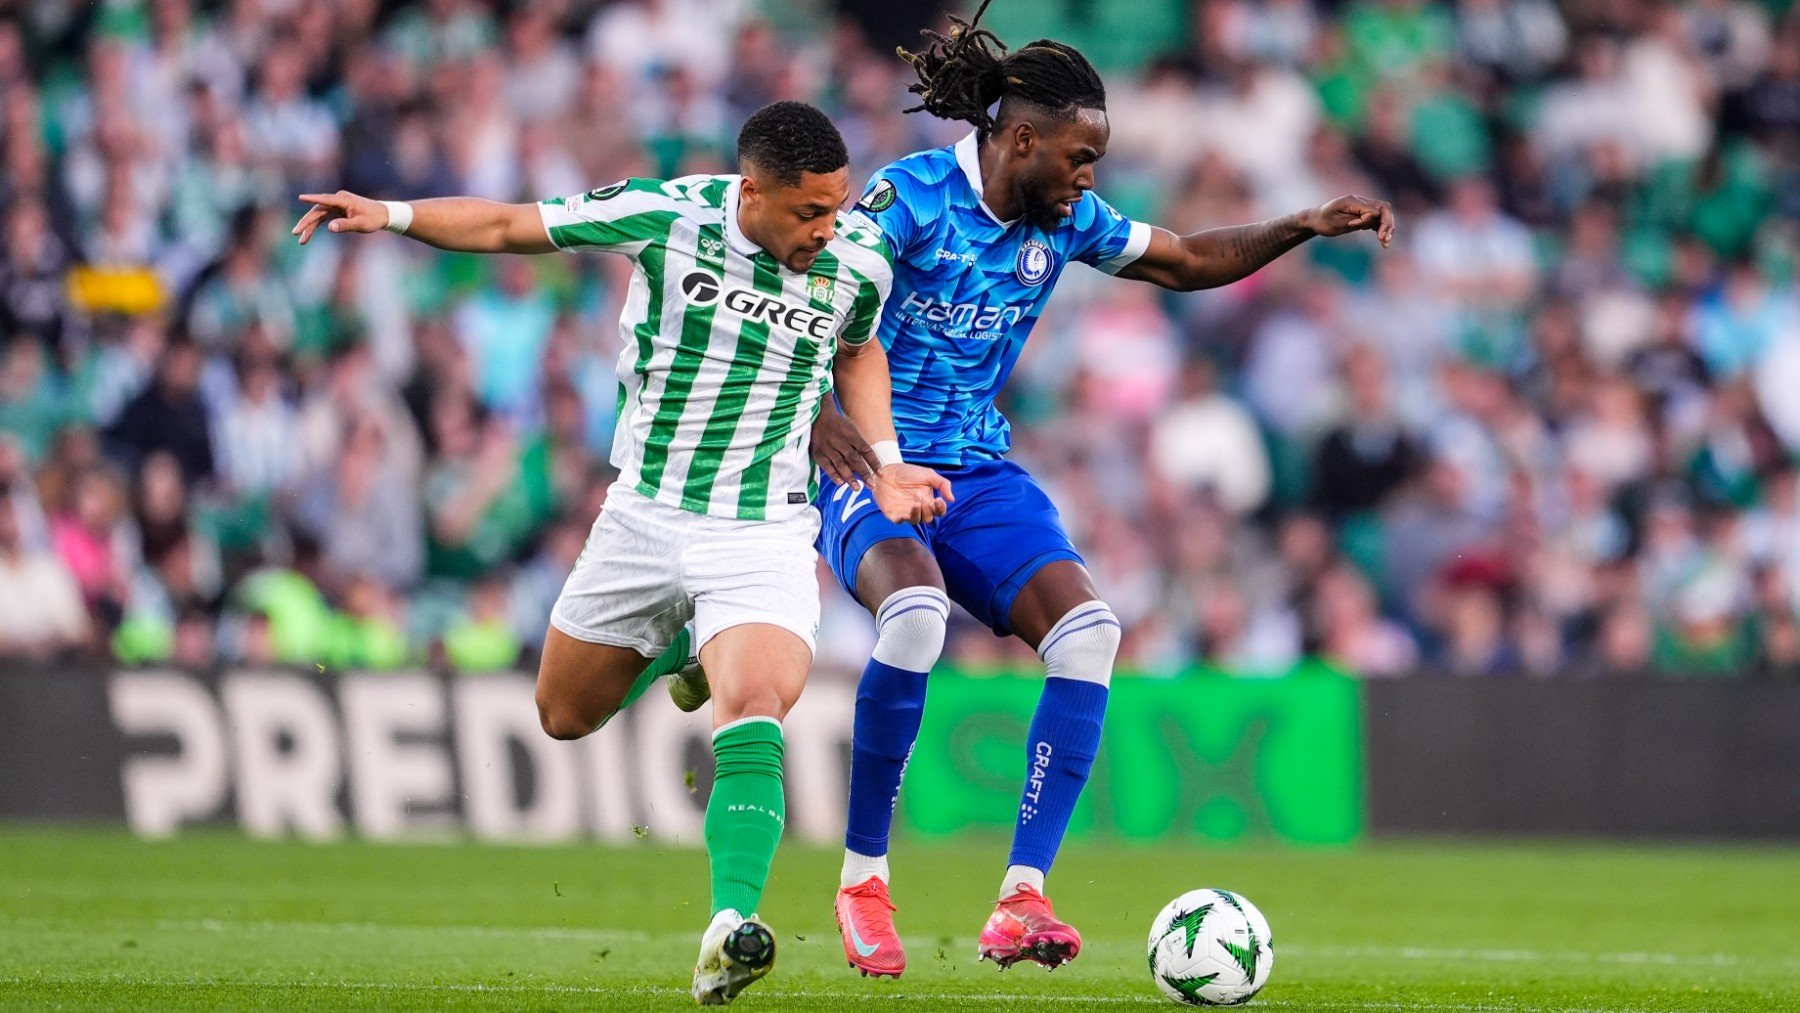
[1038, 600, 1121, 687]
[712, 683, 794, 725]
[871, 586, 950, 672]
[537, 694, 599, 741]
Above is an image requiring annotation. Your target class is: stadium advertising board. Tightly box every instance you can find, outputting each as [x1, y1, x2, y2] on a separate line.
[0, 666, 1362, 846]
[904, 667, 1364, 845]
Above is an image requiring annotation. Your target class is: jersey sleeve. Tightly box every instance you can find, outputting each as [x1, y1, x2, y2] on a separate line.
[536, 178, 679, 255]
[1071, 191, 1153, 275]
[848, 169, 922, 260]
[839, 257, 893, 348]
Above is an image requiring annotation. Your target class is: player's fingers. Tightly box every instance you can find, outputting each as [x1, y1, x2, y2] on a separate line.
[917, 493, 944, 524]
[844, 451, 875, 489]
[298, 193, 349, 212]
[292, 207, 328, 237]
[815, 452, 850, 485]
[329, 213, 377, 234]
[930, 474, 954, 502]
[831, 452, 866, 489]
[844, 460, 868, 490]
[849, 447, 879, 482]
[1377, 203, 1397, 247]
[298, 216, 332, 245]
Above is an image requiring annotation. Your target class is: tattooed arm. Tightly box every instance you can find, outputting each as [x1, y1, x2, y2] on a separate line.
[1116, 195, 1397, 292]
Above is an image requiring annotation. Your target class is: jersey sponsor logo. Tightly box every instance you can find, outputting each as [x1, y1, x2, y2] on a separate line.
[856, 179, 897, 213]
[680, 270, 722, 305]
[935, 248, 977, 266]
[587, 181, 628, 201]
[1015, 238, 1053, 285]
[897, 291, 1024, 338]
[678, 271, 838, 339]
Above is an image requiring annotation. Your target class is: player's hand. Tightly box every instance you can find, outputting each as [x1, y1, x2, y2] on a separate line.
[1306, 195, 1396, 248]
[292, 190, 388, 245]
[811, 405, 880, 489]
[871, 463, 953, 525]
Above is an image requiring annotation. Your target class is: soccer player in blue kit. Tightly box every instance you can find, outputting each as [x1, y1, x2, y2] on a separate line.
[810, 2, 1396, 978]
[661, 0, 1396, 980]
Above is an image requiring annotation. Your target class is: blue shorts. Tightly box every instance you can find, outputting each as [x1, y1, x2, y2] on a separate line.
[816, 458, 1082, 636]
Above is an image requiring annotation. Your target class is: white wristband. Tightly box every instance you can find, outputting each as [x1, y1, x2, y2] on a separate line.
[380, 201, 413, 235]
[871, 440, 903, 468]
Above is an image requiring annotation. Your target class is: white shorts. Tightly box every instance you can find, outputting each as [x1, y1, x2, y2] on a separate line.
[549, 483, 822, 658]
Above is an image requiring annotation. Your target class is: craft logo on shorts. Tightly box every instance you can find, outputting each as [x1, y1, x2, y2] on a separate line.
[1016, 238, 1053, 286]
[808, 275, 835, 305]
[856, 179, 897, 214]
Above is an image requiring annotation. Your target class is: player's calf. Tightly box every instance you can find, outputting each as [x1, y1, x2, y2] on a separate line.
[534, 626, 654, 740]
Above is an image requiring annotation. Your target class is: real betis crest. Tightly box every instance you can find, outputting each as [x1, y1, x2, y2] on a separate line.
[808, 275, 836, 305]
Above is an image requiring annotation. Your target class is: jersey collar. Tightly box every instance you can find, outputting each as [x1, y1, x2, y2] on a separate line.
[955, 131, 1017, 228]
[722, 175, 763, 257]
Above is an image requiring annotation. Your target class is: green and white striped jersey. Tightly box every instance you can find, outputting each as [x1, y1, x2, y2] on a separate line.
[538, 175, 893, 521]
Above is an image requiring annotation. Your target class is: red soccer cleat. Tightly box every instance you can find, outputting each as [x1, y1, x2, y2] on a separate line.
[835, 877, 906, 978]
[976, 883, 1083, 970]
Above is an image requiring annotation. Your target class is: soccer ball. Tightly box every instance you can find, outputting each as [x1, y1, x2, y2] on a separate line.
[1145, 889, 1274, 1006]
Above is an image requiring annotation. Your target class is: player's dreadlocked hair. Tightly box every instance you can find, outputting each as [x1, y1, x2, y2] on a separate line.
[897, 0, 1106, 136]
[736, 100, 849, 186]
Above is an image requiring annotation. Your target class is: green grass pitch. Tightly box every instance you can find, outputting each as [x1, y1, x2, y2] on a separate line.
[2, 827, 1796, 1011]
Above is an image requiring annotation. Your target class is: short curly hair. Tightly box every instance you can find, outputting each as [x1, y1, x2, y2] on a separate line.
[735, 100, 849, 188]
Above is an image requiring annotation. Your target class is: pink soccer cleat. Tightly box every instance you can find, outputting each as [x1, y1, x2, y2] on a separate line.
[976, 883, 1083, 970]
[835, 877, 906, 978]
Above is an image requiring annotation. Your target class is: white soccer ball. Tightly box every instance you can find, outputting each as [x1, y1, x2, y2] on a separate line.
[1145, 888, 1274, 1006]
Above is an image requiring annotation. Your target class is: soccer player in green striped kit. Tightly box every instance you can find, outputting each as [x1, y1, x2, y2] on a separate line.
[293, 101, 952, 1005]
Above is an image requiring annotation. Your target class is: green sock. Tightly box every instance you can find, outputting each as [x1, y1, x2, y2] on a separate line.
[616, 626, 690, 715]
[705, 717, 785, 916]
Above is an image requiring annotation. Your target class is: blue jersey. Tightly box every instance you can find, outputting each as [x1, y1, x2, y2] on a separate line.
[850, 132, 1151, 466]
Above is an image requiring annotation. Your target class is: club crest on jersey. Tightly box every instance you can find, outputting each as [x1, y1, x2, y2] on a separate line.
[856, 179, 896, 214]
[1016, 238, 1053, 286]
[808, 275, 836, 304]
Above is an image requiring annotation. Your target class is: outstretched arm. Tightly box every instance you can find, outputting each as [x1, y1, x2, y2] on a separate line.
[832, 338, 952, 523]
[292, 190, 557, 254]
[1117, 195, 1396, 292]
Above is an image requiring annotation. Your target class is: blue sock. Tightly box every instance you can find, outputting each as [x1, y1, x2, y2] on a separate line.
[1008, 677, 1108, 873]
[844, 658, 928, 856]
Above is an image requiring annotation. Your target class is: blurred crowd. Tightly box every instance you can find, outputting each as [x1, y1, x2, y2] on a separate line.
[0, 0, 1797, 680]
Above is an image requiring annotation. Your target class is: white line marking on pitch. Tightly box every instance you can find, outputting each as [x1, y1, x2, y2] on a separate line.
[1283, 944, 1800, 971]
[0, 979, 1678, 1011]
